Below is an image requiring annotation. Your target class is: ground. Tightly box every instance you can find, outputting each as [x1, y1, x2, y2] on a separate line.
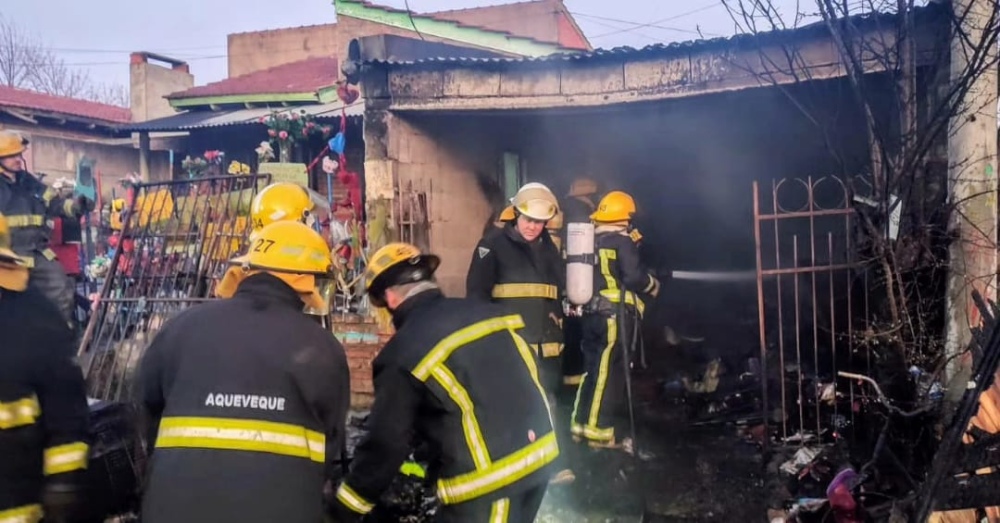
[534, 379, 766, 522]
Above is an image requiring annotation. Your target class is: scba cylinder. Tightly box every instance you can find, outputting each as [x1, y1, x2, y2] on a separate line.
[566, 222, 595, 306]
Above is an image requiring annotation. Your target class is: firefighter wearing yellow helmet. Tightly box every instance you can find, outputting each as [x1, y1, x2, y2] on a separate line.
[466, 182, 574, 484]
[571, 190, 660, 453]
[331, 242, 557, 522]
[0, 130, 92, 324]
[249, 182, 315, 232]
[0, 211, 92, 522]
[137, 220, 350, 523]
[490, 204, 517, 229]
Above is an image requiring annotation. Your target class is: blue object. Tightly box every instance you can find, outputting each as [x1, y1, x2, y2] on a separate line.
[329, 133, 345, 155]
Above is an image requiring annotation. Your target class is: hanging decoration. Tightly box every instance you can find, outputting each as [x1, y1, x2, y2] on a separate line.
[260, 110, 333, 163]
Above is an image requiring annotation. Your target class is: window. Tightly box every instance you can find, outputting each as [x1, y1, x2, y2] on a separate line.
[500, 152, 525, 201]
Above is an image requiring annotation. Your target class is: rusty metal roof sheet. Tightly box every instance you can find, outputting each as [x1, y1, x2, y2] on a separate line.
[363, 3, 943, 68]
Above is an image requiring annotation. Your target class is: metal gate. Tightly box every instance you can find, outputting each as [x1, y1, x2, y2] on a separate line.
[79, 174, 270, 402]
[754, 176, 865, 447]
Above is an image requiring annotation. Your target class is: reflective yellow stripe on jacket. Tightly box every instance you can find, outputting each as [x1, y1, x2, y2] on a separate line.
[491, 283, 558, 300]
[0, 504, 42, 523]
[438, 432, 559, 504]
[44, 442, 89, 475]
[412, 315, 559, 505]
[154, 416, 325, 463]
[597, 248, 647, 315]
[3, 215, 44, 228]
[336, 483, 375, 515]
[0, 395, 40, 430]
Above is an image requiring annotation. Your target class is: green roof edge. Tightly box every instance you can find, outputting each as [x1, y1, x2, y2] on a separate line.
[333, 0, 568, 58]
[169, 92, 321, 109]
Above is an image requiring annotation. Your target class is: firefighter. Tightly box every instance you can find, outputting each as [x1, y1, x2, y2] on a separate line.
[560, 177, 600, 388]
[137, 220, 351, 523]
[249, 181, 315, 232]
[330, 242, 558, 522]
[466, 182, 574, 483]
[0, 131, 92, 324]
[0, 212, 92, 523]
[492, 204, 516, 229]
[571, 191, 660, 452]
[547, 210, 564, 251]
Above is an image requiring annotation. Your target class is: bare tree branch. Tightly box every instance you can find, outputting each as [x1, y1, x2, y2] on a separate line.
[0, 14, 128, 107]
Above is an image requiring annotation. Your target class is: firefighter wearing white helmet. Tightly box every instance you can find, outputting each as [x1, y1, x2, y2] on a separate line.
[466, 181, 575, 485]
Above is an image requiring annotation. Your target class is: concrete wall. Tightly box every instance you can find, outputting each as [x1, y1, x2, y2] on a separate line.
[5, 124, 171, 199]
[365, 109, 516, 296]
[228, 24, 340, 78]
[371, 23, 939, 112]
[227, 13, 542, 78]
[431, 0, 586, 49]
[130, 53, 194, 122]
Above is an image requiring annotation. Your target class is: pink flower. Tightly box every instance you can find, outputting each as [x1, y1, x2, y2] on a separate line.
[267, 129, 277, 137]
[279, 130, 289, 140]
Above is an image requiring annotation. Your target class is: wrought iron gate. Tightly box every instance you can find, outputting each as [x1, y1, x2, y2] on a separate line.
[754, 176, 866, 447]
[79, 174, 270, 402]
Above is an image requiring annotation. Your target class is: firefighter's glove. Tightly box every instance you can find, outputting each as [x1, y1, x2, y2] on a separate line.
[41, 480, 88, 522]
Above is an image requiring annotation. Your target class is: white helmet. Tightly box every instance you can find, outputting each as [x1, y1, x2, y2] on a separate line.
[510, 182, 558, 221]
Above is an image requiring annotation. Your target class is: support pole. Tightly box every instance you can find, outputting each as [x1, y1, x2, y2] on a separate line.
[944, 0, 999, 393]
[138, 132, 151, 182]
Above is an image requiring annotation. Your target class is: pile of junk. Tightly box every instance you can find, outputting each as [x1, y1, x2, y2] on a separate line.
[650, 286, 1000, 522]
[757, 290, 1000, 523]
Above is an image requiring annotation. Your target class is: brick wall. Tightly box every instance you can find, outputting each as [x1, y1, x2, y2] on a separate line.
[378, 112, 510, 297]
[332, 314, 391, 408]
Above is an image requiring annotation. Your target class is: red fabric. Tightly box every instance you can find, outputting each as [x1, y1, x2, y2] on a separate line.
[829, 485, 861, 523]
[52, 244, 81, 276]
[50, 217, 64, 245]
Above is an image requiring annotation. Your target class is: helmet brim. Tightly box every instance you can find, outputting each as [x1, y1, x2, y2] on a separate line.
[228, 254, 332, 277]
[366, 253, 440, 307]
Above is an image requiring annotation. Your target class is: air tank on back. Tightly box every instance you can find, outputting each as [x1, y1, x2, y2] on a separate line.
[565, 222, 595, 305]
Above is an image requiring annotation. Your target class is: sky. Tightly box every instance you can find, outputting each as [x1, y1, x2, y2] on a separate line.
[3, 0, 807, 90]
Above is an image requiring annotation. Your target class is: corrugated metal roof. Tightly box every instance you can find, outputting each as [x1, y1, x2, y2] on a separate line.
[0, 85, 131, 123]
[167, 57, 339, 100]
[119, 102, 364, 133]
[363, 4, 943, 67]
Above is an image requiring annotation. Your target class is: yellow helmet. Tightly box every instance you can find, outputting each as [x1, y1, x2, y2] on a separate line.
[250, 182, 314, 231]
[567, 177, 598, 198]
[364, 242, 440, 307]
[0, 131, 27, 158]
[511, 182, 558, 221]
[591, 190, 636, 223]
[231, 220, 332, 275]
[498, 205, 516, 222]
[0, 213, 29, 291]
